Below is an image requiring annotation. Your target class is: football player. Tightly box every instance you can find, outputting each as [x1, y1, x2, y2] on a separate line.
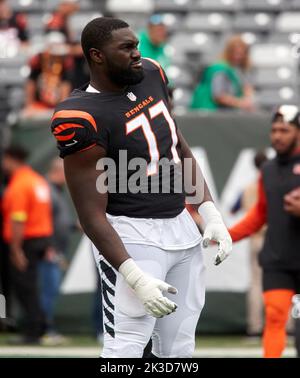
[50, 17, 232, 358]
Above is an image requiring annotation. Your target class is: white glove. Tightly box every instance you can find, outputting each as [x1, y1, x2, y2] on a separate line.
[198, 201, 232, 265]
[119, 258, 178, 318]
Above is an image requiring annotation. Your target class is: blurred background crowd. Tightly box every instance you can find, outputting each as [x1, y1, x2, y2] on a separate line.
[1, 0, 300, 119]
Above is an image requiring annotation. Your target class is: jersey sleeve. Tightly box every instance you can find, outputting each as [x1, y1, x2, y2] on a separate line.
[143, 57, 169, 86]
[8, 184, 30, 222]
[51, 109, 107, 158]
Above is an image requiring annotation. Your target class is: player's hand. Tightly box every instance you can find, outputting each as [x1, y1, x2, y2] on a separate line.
[238, 97, 255, 112]
[199, 201, 232, 265]
[284, 188, 300, 217]
[202, 221, 232, 265]
[133, 274, 178, 318]
[119, 258, 178, 318]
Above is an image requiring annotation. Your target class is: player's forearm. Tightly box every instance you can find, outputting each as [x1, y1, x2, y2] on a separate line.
[79, 213, 130, 270]
[230, 175, 267, 242]
[214, 94, 241, 108]
[243, 84, 254, 98]
[229, 205, 266, 242]
[10, 221, 25, 252]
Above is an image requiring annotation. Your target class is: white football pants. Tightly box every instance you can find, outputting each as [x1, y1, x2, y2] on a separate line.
[92, 242, 205, 358]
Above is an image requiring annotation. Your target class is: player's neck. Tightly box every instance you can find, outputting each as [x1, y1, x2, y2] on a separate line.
[89, 74, 127, 93]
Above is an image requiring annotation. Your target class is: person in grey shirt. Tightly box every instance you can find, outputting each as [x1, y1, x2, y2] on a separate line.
[190, 35, 255, 111]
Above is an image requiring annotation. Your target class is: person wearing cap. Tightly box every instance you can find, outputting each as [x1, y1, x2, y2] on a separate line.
[138, 14, 170, 70]
[228, 105, 300, 358]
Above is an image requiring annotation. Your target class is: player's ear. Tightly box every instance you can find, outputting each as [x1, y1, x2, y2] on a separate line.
[89, 48, 104, 64]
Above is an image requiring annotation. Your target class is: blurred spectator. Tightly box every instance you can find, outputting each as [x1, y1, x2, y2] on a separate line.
[2, 145, 53, 344]
[0, 176, 16, 332]
[231, 152, 295, 338]
[138, 14, 170, 70]
[22, 32, 73, 117]
[45, 0, 89, 89]
[237, 151, 268, 337]
[69, 41, 90, 89]
[229, 105, 300, 357]
[0, 0, 28, 56]
[39, 158, 74, 345]
[190, 35, 255, 111]
[45, 0, 79, 43]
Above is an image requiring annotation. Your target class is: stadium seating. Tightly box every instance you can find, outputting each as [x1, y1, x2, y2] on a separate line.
[251, 43, 294, 67]
[106, 0, 154, 13]
[69, 11, 103, 41]
[276, 12, 300, 32]
[256, 87, 299, 109]
[192, 0, 241, 13]
[153, 0, 193, 13]
[232, 13, 274, 33]
[243, 0, 285, 12]
[253, 66, 297, 88]
[183, 13, 232, 32]
[1, 0, 300, 113]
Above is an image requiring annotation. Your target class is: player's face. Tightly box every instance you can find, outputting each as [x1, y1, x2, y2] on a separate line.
[271, 121, 299, 155]
[103, 28, 144, 87]
[148, 24, 167, 45]
[229, 44, 247, 67]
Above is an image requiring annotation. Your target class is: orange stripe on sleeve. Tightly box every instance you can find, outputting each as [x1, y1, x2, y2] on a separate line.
[229, 175, 267, 242]
[55, 131, 75, 141]
[53, 123, 84, 134]
[144, 57, 166, 83]
[52, 110, 97, 131]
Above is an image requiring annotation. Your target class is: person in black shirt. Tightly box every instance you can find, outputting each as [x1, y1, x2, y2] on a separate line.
[229, 105, 300, 358]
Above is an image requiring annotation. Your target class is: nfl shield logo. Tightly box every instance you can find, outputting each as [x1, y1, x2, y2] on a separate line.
[127, 92, 137, 101]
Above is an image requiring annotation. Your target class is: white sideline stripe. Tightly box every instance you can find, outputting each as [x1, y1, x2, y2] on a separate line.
[0, 347, 296, 358]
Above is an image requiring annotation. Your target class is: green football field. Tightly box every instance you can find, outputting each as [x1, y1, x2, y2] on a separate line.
[0, 334, 296, 358]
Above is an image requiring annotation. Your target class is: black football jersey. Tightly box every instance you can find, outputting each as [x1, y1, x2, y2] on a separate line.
[51, 58, 185, 218]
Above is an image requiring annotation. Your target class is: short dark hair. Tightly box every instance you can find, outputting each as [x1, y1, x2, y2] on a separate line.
[81, 17, 129, 64]
[4, 144, 29, 162]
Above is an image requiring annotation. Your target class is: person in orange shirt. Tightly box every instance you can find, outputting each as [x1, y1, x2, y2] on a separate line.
[229, 105, 300, 358]
[2, 145, 53, 344]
